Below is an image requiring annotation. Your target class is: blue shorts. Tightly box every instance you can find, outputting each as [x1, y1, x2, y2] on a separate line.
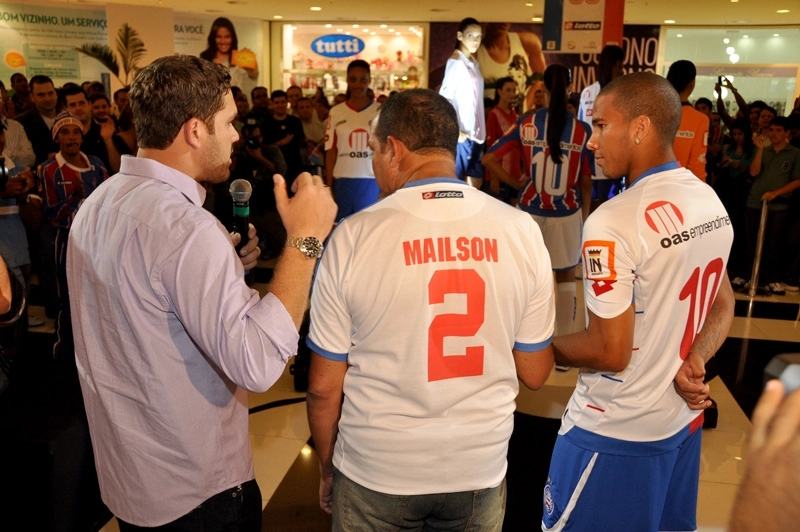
[542, 416, 703, 532]
[333, 178, 380, 222]
[455, 139, 485, 182]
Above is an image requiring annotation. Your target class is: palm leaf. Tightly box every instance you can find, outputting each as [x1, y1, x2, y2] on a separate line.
[75, 43, 120, 78]
[116, 24, 147, 84]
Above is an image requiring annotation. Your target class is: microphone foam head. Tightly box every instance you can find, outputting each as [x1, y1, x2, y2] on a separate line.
[229, 179, 252, 202]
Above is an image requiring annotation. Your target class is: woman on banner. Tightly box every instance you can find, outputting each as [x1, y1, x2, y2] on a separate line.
[477, 23, 547, 113]
[200, 17, 259, 98]
[439, 17, 485, 186]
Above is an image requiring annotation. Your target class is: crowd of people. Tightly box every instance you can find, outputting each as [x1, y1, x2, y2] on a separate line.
[0, 15, 799, 532]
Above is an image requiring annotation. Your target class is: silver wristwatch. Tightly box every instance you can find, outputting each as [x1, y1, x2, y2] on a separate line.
[286, 236, 323, 259]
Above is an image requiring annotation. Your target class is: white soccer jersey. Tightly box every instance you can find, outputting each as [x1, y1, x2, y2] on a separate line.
[324, 101, 380, 179]
[577, 81, 606, 180]
[561, 163, 733, 441]
[308, 178, 555, 495]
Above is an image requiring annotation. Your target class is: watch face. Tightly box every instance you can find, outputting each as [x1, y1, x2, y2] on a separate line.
[300, 237, 323, 258]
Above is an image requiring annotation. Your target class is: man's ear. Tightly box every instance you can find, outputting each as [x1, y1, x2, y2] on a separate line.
[632, 115, 653, 143]
[182, 117, 204, 149]
[386, 135, 405, 168]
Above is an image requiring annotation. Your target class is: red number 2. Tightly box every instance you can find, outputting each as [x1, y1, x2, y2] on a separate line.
[427, 269, 486, 382]
[678, 258, 724, 360]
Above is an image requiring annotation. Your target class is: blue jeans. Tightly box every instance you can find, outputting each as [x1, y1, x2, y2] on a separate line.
[117, 479, 261, 531]
[332, 469, 505, 531]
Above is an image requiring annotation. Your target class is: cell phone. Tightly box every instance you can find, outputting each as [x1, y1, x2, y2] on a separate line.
[717, 76, 723, 86]
[763, 354, 800, 394]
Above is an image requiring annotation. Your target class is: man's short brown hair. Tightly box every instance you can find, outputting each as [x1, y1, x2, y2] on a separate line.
[599, 72, 682, 147]
[129, 55, 231, 150]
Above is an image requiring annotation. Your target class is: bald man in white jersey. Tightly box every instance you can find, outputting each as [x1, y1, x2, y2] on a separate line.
[307, 89, 556, 530]
[542, 73, 735, 532]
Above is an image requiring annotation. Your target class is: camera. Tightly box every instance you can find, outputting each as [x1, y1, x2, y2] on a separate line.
[245, 137, 260, 150]
[0, 157, 8, 193]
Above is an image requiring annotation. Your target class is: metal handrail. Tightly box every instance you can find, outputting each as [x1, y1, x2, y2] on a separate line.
[746, 199, 769, 298]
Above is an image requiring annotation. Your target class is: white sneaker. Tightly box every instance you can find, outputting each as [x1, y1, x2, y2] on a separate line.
[782, 281, 800, 292]
[767, 282, 786, 296]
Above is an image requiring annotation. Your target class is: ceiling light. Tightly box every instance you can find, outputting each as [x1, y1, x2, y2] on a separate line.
[729, 53, 740, 64]
[310, 6, 321, 11]
[723, 38, 730, 44]
[370, 32, 376, 35]
[726, 46, 735, 54]
[743, 34, 749, 38]
[774, 33, 780, 37]
[676, 33, 683, 37]
[273, 15, 282, 19]
[325, 23, 332, 28]
[345, 31, 351, 35]
[353, 24, 359, 28]
[730, 0, 738, 2]
[525, 2, 533, 5]
[777, 9, 790, 13]
[532, 16, 543, 22]
[664, 20, 675, 24]
[336, 28, 342, 32]
[380, 24, 387, 29]
[363, 29, 368, 33]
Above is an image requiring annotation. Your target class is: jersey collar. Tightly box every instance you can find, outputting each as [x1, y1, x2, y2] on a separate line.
[401, 177, 465, 189]
[628, 161, 681, 188]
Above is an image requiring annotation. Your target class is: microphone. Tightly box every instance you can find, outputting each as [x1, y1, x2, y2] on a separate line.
[229, 179, 252, 254]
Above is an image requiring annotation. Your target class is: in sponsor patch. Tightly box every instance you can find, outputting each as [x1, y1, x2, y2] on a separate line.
[583, 240, 616, 281]
[422, 191, 464, 200]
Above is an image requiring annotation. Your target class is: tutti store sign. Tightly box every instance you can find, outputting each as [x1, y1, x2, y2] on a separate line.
[311, 35, 365, 58]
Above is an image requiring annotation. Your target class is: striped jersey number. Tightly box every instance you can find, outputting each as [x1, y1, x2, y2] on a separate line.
[678, 258, 724, 360]
[428, 269, 485, 382]
[531, 150, 570, 197]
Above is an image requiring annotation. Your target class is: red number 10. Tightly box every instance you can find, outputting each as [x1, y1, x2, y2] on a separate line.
[428, 269, 486, 382]
[678, 258, 724, 360]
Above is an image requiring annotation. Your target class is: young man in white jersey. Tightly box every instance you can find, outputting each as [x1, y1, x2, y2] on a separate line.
[542, 72, 735, 532]
[307, 89, 555, 530]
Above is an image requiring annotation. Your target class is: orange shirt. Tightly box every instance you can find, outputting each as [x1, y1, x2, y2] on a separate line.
[673, 104, 709, 181]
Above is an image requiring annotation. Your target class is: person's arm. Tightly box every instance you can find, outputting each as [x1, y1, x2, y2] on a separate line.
[750, 137, 764, 178]
[715, 84, 733, 130]
[729, 380, 800, 532]
[687, 114, 709, 181]
[324, 147, 337, 189]
[0, 254, 11, 315]
[762, 178, 800, 203]
[306, 352, 347, 515]
[580, 171, 592, 221]
[271, 172, 337, 328]
[482, 152, 519, 188]
[99, 119, 121, 173]
[673, 271, 735, 409]
[514, 345, 554, 390]
[553, 304, 635, 372]
[519, 31, 547, 74]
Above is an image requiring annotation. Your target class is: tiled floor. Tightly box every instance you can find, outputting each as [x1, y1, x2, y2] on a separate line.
[11, 268, 799, 531]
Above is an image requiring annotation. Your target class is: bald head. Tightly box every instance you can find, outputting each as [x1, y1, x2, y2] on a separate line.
[599, 72, 682, 148]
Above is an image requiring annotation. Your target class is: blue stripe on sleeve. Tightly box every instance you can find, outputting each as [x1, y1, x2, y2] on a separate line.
[514, 335, 553, 352]
[306, 338, 348, 362]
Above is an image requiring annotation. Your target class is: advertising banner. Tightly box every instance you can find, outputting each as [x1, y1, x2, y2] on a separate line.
[0, 3, 108, 85]
[542, 0, 624, 53]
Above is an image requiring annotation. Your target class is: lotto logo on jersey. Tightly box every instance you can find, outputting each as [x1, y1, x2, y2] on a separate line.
[520, 124, 539, 146]
[348, 128, 370, 158]
[564, 21, 602, 30]
[422, 191, 464, 200]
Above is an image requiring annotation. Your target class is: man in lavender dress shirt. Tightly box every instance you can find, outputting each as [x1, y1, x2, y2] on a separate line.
[66, 55, 336, 531]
